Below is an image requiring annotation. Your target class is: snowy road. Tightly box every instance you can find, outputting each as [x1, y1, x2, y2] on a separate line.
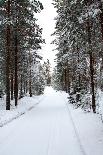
[0, 87, 86, 155]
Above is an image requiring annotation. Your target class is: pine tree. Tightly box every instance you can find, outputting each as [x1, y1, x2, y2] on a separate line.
[52, 0, 103, 112]
[0, 0, 45, 109]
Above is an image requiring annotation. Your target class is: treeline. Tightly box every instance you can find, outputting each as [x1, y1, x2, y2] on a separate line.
[0, 0, 45, 110]
[52, 0, 103, 113]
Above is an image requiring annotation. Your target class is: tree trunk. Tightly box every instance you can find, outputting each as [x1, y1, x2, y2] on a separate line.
[23, 80, 26, 95]
[29, 51, 32, 97]
[64, 68, 67, 92]
[89, 52, 96, 113]
[14, 30, 18, 106]
[98, 0, 103, 90]
[6, 0, 11, 110]
[26, 80, 28, 93]
[87, 19, 96, 113]
[29, 69, 32, 97]
[77, 45, 81, 90]
[66, 63, 70, 93]
[20, 74, 23, 99]
[98, 0, 103, 40]
[10, 73, 14, 100]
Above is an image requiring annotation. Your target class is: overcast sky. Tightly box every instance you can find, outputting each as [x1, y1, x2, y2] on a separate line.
[36, 0, 57, 69]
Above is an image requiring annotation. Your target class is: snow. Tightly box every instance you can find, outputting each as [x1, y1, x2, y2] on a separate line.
[66, 103, 103, 155]
[96, 89, 103, 122]
[0, 87, 103, 155]
[0, 95, 43, 127]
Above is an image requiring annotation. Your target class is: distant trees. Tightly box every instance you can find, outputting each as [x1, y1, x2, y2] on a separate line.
[52, 0, 103, 113]
[0, 0, 45, 110]
[43, 59, 51, 85]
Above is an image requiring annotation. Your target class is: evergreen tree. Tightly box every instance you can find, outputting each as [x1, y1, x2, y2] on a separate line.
[43, 59, 51, 85]
[0, 0, 45, 110]
[52, 0, 103, 113]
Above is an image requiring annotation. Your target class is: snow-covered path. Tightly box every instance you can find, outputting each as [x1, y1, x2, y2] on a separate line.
[0, 87, 84, 155]
[0, 87, 103, 155]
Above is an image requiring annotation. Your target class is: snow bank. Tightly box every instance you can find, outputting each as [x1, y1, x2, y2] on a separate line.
[0, 95, 43, 127]
[61, 91, 103, 155]
[68, 105, 103, 155]
[96, 89, 103, 122]
[54, 89, 103, 155]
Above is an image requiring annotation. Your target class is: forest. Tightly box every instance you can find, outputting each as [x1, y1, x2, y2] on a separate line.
[0, 0, 51, 110]
[0, 0, 103, 155]
[52, 0, 103, 114]
[0, 0, 103, 114]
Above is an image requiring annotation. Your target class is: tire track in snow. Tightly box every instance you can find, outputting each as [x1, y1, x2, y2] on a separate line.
[61, 94, 87, 155]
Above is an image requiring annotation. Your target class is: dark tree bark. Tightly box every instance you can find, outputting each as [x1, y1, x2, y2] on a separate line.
[98, 0, 103, 90]
[6, 0, 11, 110]
[84, 0, 96, 112]
[29, 69, 32, 97]
[75, 45, 80, 91]
[89, 52, 96, 113]
[10, 73, 14, 100]
[76, 45, 81, 102]
[14, 30, 18, 106]
[20, 74, 23, 99]
[98, 0, 103, 40]
[87, 19, 96, 113]
[26, 80, 28, 94]
[66, 62, 70, 93]
[23, 80, 26, 95]
[29, 51, 32, 97]
[64, 68, 67, 92]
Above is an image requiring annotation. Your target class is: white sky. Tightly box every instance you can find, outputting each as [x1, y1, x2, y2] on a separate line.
[36, 0, 57, 69]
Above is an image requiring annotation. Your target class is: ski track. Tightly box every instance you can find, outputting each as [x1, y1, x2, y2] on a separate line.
[65, 102, 87, 155]
[0, 87, 86, 155]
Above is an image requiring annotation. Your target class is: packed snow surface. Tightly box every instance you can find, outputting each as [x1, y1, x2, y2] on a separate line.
[0, 87, 103, 155]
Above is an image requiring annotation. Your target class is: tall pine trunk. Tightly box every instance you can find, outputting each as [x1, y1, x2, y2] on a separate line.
[66, 61, 70, 93]
[64, 68, 67, 92]
[98, 0, 103, 40]
[98, 0, 103, 90]
[29, 51, 32, 97]
[10, 73, 14, 100]
[87, 19, 96, 113]
[76, 45, 81, 102]
[20, 74, 23, 98]
[6, 0, 11, 110]
[14, 30, 18, 106]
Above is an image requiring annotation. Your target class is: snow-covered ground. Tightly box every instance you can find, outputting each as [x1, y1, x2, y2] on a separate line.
[0, 95, 43, 127]
[96, 89, 103, 122]
[0, 87, 103, 155]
